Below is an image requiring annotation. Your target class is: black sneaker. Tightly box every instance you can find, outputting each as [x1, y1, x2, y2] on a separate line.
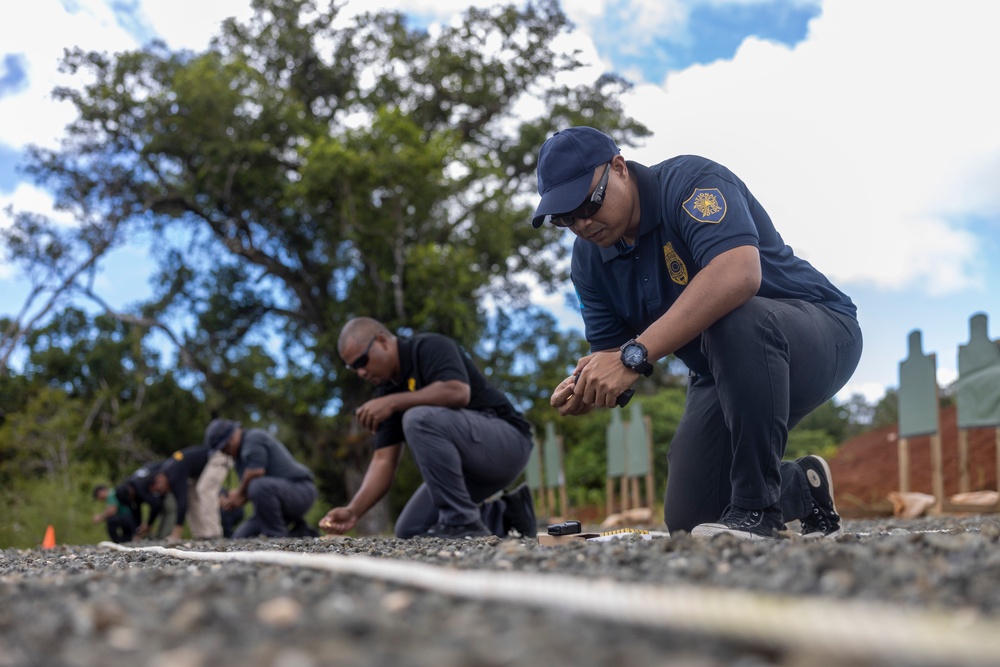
[421, 520, 492, 539]
[691, 504, 786, 541]
[288, 520, 320, 538]
[502, 483, 537, 537]
[797, 455, 841, 538]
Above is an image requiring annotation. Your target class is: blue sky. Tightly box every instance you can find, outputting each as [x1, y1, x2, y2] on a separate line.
[1, 0, 999, 405]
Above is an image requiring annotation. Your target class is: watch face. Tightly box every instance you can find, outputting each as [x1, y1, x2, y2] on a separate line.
[623, 344, 645, 366]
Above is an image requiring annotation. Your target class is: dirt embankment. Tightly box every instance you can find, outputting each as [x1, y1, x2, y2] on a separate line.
[829, 404, 1000, 517]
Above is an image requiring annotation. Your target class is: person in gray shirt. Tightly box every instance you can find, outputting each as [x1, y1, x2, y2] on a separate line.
[203, 419, 318, 538]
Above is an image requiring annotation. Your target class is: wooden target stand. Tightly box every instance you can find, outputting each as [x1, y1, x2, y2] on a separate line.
[898, 316, 1000, 515]
[949, 313, 1000, 513]
[605, 404, 655, 518]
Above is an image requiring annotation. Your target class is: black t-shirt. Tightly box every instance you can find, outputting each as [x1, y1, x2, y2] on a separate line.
[158, 445, 211, 526]
[373, 333, 532, 448]
[115, 462, 164, 525]
[235, 429, 314, 482]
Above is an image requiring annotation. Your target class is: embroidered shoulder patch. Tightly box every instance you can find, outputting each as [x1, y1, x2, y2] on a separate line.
[173, 451, 184, 461]
[682, 188, 726, 223]
[663, 243, 688, 286]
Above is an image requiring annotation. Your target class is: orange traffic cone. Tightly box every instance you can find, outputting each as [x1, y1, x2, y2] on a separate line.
[42, 525, 56, 550]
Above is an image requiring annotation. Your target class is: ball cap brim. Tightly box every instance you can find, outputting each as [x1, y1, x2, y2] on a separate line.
[531, 127, 620, 228]
[203, 418, 239, 451]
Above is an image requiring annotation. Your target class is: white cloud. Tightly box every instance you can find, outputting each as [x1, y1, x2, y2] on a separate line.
[0, 181, 70, 227]
[836, 381, 890, 405]
[138, 0, 255, 51]
[0, 182, 77, 279]
[0, 1, 263, 154]
[3, 0, 997, 400]
[0, 0, 143, 151]
[584, 1, 687, 54]
[617, 1, 1000, 295]
[937, 366, 959, 392]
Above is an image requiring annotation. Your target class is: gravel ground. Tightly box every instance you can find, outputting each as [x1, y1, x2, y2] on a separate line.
[3, 515, 1000, 667]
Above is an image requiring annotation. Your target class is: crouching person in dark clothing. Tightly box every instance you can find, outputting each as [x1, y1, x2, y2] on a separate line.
[92, 484, 136, 543]
[203, 419, 318, 538]
[320, 317, 537, 540]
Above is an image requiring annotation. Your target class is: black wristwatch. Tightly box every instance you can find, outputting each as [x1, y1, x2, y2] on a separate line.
[619, 339, 654, 377]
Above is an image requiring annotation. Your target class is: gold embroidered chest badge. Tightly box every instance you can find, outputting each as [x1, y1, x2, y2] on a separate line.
[663, 243, 689, 286]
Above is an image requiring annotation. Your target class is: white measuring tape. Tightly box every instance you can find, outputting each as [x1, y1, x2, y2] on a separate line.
[100, 541, 1000, 665]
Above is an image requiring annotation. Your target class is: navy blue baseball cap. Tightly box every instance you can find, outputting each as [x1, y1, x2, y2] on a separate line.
[204, 418, 239, 451]
[531, 126, 620, 228]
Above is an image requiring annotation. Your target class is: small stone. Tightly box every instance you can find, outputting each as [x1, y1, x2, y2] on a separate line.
[256, 596, 302, 627]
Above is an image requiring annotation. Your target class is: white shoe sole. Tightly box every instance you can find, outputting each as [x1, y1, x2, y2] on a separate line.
[691, 523, 775, 541]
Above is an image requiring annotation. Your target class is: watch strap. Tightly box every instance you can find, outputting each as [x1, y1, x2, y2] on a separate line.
[620, 339, 654, 377]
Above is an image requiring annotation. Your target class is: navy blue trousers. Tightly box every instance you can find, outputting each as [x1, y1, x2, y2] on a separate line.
[664, 297, 862, 533]
[394, 406, 534, 538]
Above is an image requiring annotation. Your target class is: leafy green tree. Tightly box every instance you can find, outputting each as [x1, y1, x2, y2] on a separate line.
[838, 392, 877, 432]
[0, 387, 91, 483]
[29, 0, 644, 373]
[549, 385, 687, 510]
[785, 428, 839, 462]
[0, 359, 31, 429]
[0, 306, 220, 547]
[0, 210, 125, 376]
[0, 386, 105, 548]
[10, 0, 651, 532]
[872, 388, 899, 430]
[19, 309, 199, 463]
[785, 393, 887, 459]
[791, 400, 849, 445]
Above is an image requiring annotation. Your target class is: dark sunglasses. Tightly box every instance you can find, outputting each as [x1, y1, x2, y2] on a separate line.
[544, 162, 612, 228]
[347, 336, 377, 371]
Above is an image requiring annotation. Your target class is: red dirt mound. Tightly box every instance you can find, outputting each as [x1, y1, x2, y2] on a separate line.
[828, 404, 1000, 517]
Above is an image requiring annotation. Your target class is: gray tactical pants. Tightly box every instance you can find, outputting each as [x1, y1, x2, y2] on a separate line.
[394, 406, 533, 538]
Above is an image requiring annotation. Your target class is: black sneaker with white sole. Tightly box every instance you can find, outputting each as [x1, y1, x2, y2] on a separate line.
[420, 520, 492, 539]
[502, 483, 538, 537]
[691, 503, 786, 541]
[796, 454, 842, 538]
[288, 520, 320, 538]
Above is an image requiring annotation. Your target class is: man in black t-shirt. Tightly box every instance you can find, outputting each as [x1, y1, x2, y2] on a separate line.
[154, 444, 240, 539]
[112, 463, 169, 540]
[319, 317, 536, 539]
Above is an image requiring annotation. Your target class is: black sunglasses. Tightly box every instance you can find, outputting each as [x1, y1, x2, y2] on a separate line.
[347, 336, 377, 371]
[544, 162, 612, 228]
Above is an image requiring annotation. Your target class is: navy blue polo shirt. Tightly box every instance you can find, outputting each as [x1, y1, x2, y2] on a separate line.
[571, 156, 857, 374]
[373, 333, 532, 448]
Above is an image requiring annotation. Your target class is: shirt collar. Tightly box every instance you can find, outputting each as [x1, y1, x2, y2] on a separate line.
[378, 335, 413, 392]
[597, 161, 659, 263]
